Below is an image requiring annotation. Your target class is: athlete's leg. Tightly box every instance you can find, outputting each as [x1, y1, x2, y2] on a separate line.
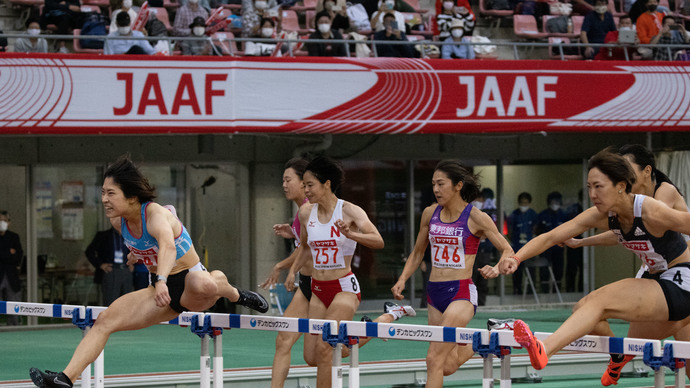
[572, 295, 614, 336]
[672, 323, 690, 380]
[425, 301, 474, 385]
[62, 287, 179, 382]
[315, 293, 359, 388]
[182, 270, 267, 313]
[271, 289, 309, 388]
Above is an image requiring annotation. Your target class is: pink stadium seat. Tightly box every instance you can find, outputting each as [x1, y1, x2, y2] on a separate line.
[163, 0, 180, 10]
[571, 15, 584, 35]
[608, 0, 625, 16]
[148, 7, 173, 33]
[479, 0, 513, 34]
[513, 14, 548, 39]
[281, 9, 310, 33]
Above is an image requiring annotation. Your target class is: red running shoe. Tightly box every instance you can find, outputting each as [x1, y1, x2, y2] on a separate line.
[601, 355, 635, 386]
[513, 320, 549, 370]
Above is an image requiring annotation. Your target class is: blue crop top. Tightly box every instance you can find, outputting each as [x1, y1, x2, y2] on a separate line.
[120, 202, 194, 267]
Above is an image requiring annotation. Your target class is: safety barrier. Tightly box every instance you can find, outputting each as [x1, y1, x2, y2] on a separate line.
[1, 300, 687, 388]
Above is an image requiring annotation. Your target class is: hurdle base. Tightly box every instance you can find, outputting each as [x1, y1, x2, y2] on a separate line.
[511, 371, 542, 384]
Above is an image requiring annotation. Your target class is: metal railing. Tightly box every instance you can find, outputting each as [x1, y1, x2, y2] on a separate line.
[2, 32, 690, 60]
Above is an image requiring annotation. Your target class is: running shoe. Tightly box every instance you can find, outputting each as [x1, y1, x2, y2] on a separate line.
[29, 368, 73, 388]
[237, 290, 269, 313]
[487, 318, 516, 331]
[601, 354, 635, 386]
[512, 319, 549, 370]
[383, 301, 416, 320]
[361, 315, 372, 323]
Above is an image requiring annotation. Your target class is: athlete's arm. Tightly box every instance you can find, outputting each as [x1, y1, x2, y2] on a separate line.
[655, 182, 688, 212]
[337, 202, 384, 249]
[261, 248, 298, 289]
[145, 204, 178, 307]
[470, 208, 513, 263]
[391, 205, 434, 300]
[285, 205, 311, 292]
[643, 197, 690, 237]
[564, 230, 618, 248]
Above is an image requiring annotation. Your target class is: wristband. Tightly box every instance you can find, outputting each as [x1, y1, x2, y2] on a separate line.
[508, 255, 521, 264]
[157, 275, 167, 284]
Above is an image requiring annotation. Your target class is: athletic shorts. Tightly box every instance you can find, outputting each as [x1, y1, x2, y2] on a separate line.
[150, 262, 207, 313]
[426, 278, 477, 314]
[311, 272, 361, 308]
[640, 263, 690, 321]
[299, 273, 312, 302]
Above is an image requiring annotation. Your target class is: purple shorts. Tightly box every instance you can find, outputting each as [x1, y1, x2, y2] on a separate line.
[426, 279, 478, 314]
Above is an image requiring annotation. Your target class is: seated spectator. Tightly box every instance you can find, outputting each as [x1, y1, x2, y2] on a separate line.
[174, 0, 210, 36]
[40, 0, 83, 53]
[373, 12, 415, 57]
[652, 16, 689, 60]
[245, 17, 287, 55]
[104, 12, 156, 54]
[110, 0, 138, 32]
[241, 0, 279, 37]
[595, 14, 636, 59]
[580, 0, 616, 59]
[441, 18, 475, 59]
[14, 18, 49, 53]
[306, 13, 347, 56]
[179, 16, 215, 55]
[370, 0, 408, 32]
[435, 0, 474, 40]
[636, 0, 664, 58]
[317, 0, 350, 32]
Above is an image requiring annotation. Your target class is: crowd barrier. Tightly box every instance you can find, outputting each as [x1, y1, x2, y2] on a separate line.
[1, 300, 688, 388]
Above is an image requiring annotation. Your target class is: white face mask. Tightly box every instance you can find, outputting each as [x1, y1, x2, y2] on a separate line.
[189, 0, 200, 4]
[318, 23, 331, 33]
[619, 25, 634, 31]
[0, 221, 7, 233]
[261, 27, 273, 37]
[27, 28, 41, 35]
[443, 1, 454, 10]
[384, 0, 394, 9]
[123, 0, 132, 8]
[550, 204, 561, 211]
[451, 28, 464, 38]
[193, 26, 206, 36]
[519, 206, 529, 213]
[118, 26, 131, 35]
[594, 5, 607, 13]
[254, 0, 267, 9]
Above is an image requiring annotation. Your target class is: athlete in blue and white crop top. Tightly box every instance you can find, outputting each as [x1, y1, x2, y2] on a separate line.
[120, 202, 194, 267]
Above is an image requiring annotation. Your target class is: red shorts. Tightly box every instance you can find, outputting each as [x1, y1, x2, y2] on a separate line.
[311, 272, 362, 308]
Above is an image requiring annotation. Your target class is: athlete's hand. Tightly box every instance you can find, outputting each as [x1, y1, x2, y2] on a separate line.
[154, 281, 171, 308]
[126, 252, 138, 266]
[479, 264, 499, 279]
[498, 256, 519, 275]
[273, 223, 294, 239]
[563, 238, 582, 249]
[260, 264, 281, 290]
[391, 279, 406, 300]
[284, 271, 296, 292]
[334, 219, 351, 238]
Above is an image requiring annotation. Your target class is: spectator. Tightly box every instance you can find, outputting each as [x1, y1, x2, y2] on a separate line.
[40, 0, 83, 53]
[651, 16, 689, 60]
[317, 1, 350, 32]
[241, 0, 279, 38]
[174, 0, 210, 37]
[636, 0, 663, 46]
[473, 188, 498, 306]
[434, 0, 474, 39]
[104, 12, 156, 54]
[179, 16, 216, 55]
[370, 0, 407, 32]
[245, 17, 289, 56]
[85, 227, 132, 306]
[580, 0, 617, 59]
[0, 211, 23, 326]
[373, 12, 415, 57]
[14, 18, 49, 53]
[536, 191, 568, 293]
[595, 14, 636, 60]
[508, 192, 538, 295]
[110, 0, 137, 32]
[306, 13, 347, 56]
[441, 18, 475, 59]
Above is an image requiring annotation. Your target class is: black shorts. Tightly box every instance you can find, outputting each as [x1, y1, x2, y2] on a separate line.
[641, 263, 690, 321]
[150, 270, 188, 313]
[299, 273, 312, 302]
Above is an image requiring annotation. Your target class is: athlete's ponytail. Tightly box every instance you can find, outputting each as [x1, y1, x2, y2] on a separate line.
[619, 144, 682, 196]
[434, 160, 481, 202]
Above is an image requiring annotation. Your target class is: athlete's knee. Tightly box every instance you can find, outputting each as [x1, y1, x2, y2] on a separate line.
[275, 332, 296, 352]
[316, 341, 332, 364]
[191, 275, 218, 298]
[303, 351, 317, 366]
[210, 270, 229, 285]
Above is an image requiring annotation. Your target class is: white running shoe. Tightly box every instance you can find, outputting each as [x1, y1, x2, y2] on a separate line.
[384, 301, 416, 320]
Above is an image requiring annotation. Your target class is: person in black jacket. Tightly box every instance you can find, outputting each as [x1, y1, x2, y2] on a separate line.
[85, 227, 133, 306]
[307, 13, 347, 57]
[0, 211, 23, 326]
[372, 12, 415, 57]
[40, 0, 84, 52]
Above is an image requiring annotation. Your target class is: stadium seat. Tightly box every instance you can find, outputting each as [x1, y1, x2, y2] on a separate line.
[571, 15, 584, 35]
[405, 0, 428, 13]
[541, 15, 579, 39]
[548, 37, 582, 60]
[305, 9, 316, 29]
[608, 0, 625, 16]
[513, 14, 548, 40]
[291, 0, 317, 12]
[163, 0, 180, 10]
[281, 9, 310, 34]
[148, 7, 173, 33]
[478, 0, 512, 35]
[73, 29, 104, 54]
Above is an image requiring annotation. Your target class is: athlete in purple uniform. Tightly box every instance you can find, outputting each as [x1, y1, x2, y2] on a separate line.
[30, 155, 268, 388]
[391, 160, 513, 388]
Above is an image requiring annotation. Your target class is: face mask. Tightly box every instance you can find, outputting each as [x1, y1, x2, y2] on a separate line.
[619, 25, 633, 31]
[0, 221, 7, 233]
[384, 0, 394, 9]
[471, 200, 483, 210]
[519, 206, 529, 213]
[261, 27, 273, 37]
[443, 1, 454, 10]
[451, 28, 464, 38]
[118, 26, 131, 35]
[193, 26, 206, 36]
[123, 0, 132, 8]
[27, 28, 41, 35]
[647, 4, 657, 12]
[318, 23, 331, 33]
[550, 204, 561, 211]
[594, 5, 607, 13]
[254, 0, 267, 9]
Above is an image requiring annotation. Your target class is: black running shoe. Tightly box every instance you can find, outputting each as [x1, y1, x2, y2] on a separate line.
[237, 290, 269, 313]
[29, 368, 73, 388]
[361, 315, 372, 322]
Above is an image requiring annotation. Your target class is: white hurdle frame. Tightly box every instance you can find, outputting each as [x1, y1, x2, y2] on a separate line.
[1, 300, 686, 388]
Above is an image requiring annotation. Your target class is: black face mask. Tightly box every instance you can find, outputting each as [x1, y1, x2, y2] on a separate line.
[647, 4, 657, 11]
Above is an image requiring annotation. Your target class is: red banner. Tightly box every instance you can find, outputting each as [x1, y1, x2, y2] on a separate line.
[1, 53, 688, 134]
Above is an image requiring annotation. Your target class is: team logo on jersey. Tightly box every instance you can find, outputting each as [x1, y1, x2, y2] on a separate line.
[308, 221, 316, 227]
[634, 227, 645, 236]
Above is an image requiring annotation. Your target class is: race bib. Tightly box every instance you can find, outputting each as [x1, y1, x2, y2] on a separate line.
[430, 235, 466, 269]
